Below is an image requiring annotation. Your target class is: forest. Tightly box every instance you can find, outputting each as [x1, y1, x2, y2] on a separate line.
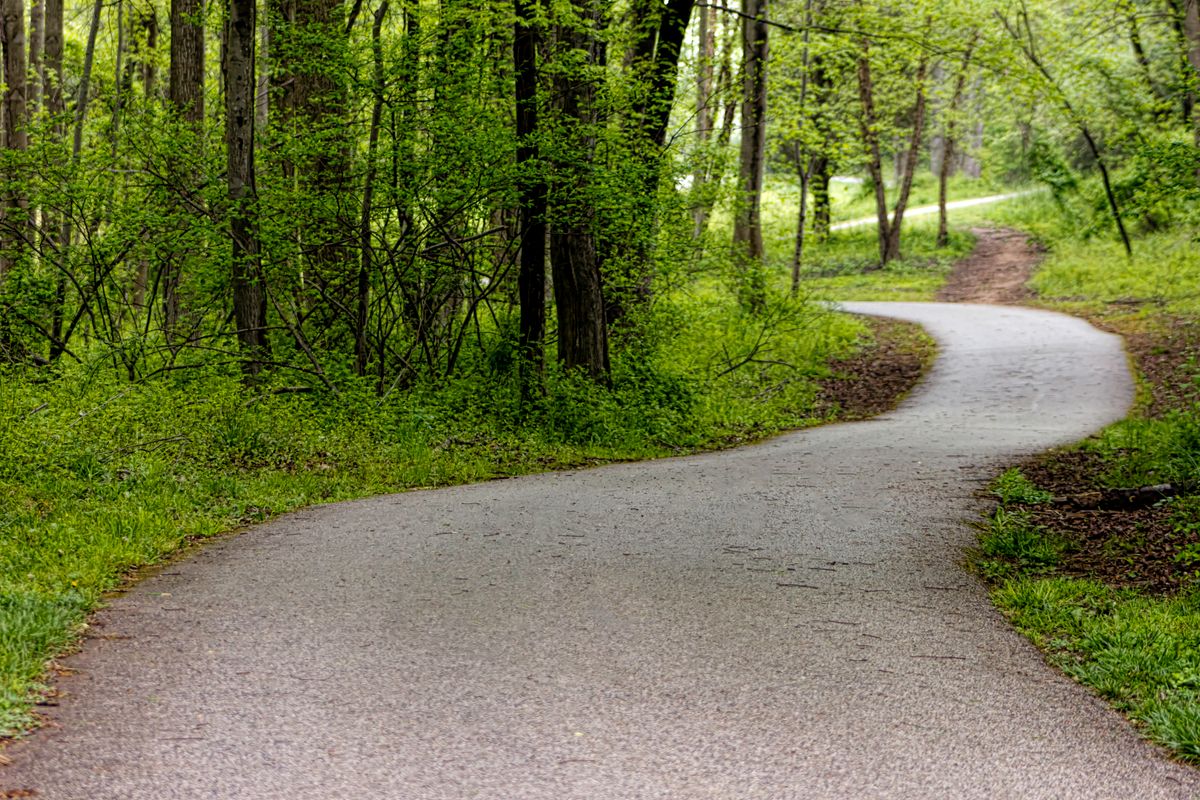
[2, 0, 1200, 745]
[0, 0, 1194, 388]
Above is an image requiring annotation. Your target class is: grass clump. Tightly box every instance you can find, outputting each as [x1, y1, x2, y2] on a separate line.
[974, 507, 1067, 581]
[991, 467, 1054, 505]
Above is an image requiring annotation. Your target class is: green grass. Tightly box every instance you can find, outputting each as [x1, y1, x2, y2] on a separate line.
[0, 292, 877, 736]
[991, 467, 1054, 505]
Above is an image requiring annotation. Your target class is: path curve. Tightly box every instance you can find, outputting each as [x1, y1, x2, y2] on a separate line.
[6, 303, 1200, 799]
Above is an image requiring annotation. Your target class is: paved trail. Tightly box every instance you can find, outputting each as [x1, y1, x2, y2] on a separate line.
[7, 303, 1200, 799]
[830, 192, 1034, 231]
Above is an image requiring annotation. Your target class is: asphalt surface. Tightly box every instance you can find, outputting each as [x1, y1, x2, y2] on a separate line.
[7, 302, 1200, 799]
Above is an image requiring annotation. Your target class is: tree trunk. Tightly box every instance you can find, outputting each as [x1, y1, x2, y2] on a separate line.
[937, 35, 976, 248]
[732, 0, 767, 311]
[1185, 0, 1200, 149]
[856, 44, 891, 266]
[28, 0, 41, 114]
[791, 147, 811, 295]
[225, 0, 270, 372]
[549, 0, 608, 381]
[355, 0, 386, 377]
[165, 0, 205, 339]
[289, 0, 349, 287]
[515, 0, 546, 390]
[691, 2, 714, 235]
[883, 54, 928, 263]
[692, 13, 737, 240]
[811, 157, 830, 239]
[1, 0, 28, 279]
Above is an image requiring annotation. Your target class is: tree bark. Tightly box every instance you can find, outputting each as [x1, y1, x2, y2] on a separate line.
[28, 0, 42, 114]
[811, 157, 830, 238]
[856, 43, 891, 266]
[1185, 0, 1200, 149]
[515, 0, 546, 390]
[883, 54, 928, 263]
[355, 0, 386, 377]
[1, 0, 28, 279]
[549, 0, 609, 381]
[225, 0, 270, 371]
[165, 0, 206, 339]
[937, 35, 976, 248]
[691, 2, 715, 235]
[732, 0, 767, 311]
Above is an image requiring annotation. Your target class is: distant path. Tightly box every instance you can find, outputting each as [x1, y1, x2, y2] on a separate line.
[937, 227, 1043, 304]
[831, 191, 1033, 231]
[6, 304, 1199, 799]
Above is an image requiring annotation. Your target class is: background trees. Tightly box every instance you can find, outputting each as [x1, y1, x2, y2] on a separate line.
[0, 0, 1196, 389]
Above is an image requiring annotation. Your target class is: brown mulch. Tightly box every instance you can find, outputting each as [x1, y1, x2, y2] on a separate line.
[1013, 451, 1195, 595]
[936, 227, 1044, 304]
[946, 227, 1200, 595]
[815, 317, 934, 420]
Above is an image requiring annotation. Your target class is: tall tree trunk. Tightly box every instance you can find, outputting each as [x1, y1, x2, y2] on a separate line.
[549, 0, 608, 381]
[692, 13, 737, 240]
[165, 0, 205, 339]
[1, 0, 28, 280]
[49, 0, 100, 360]
[355, 0, 386, 377]
[811, 156, 830, 238]
[732, 0, 767, 311]
[41, 0, 61, 354]
[883, 54, 928, 263]
[225, 0, 270, 371]
[515, 0, 546, 390]
[791, 146, 811, 295]
[27, 0, 41, 114]
[287, 0, 349, 289]
[937, 35, 977, 248]
[1185, 0, 1200, 149]
[691, 2, 715, 236]
[856, 43, 891, 266]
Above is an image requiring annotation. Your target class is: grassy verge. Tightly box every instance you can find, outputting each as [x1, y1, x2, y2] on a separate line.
[973, 471, 1200, 763]
[966, 192, 1200, 764]
[0, 294, 931, 737]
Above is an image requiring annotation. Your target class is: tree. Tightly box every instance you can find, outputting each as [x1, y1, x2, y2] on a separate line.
[1, 0, 28, 280]
[548, 0, 609, 381]
[935, 32, 978, 248]
[856, 30, 929, 266]
[514, 0, 547, 389]
[732, 0, 768, 311]
[165, 0, 206, 339]
[225, 0, 271, 371]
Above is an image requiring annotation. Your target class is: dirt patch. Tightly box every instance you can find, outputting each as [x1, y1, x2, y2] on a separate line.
[937, 227, 1044, 304]
[1013, 451, 1197, 595]
[816, 317, 934, 420]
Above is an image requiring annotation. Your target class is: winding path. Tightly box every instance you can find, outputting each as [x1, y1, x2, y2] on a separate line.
[6, 303, 1200, 799]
